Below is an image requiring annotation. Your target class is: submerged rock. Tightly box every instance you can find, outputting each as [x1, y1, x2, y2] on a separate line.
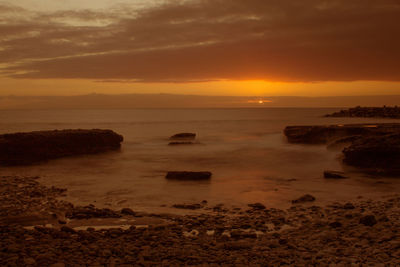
[168, 141, 195, 146]
[292, 194, 316, 204]
[169, 133, 196, 140]
[324, 170, 347, 179]
[0, 129, 123, 166]
[166, 171, 212, 180]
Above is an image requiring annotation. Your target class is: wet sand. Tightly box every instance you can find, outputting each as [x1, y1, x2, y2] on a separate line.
[1, 175, 399, 266]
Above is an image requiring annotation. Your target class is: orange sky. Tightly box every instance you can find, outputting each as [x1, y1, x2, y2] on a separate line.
[1, 0, 399, 96]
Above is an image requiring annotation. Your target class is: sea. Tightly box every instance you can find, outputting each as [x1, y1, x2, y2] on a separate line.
[1, 108, 400, 213]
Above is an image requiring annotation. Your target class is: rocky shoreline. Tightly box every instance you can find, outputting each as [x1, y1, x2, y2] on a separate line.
[284, 123, 400, 175]
[325, 106, 400, 118]
[1, 175, 399, 266]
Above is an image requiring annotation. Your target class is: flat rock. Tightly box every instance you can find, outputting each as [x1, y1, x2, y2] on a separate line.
[166, 171, 212, 180]
[0, 129, 123, 166]
[168, 141, 195, 145]
[324, 170, 347, 179]
[169, 133, 196, 140]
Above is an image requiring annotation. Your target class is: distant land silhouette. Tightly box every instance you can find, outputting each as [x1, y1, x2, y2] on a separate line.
[2, 94, 400, 109]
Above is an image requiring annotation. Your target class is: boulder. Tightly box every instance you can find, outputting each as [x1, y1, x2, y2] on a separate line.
[169, 133, 196, 140]
[343, 133, 400, 174]
[324, 170, 347, 179]
[166, 171, 212, 180]
[0, 129, 123, 166]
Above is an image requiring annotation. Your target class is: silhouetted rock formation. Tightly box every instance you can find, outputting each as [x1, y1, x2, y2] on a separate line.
[166, 171, 212, 180]
[343, 133, 400, 174]
[169, 133, 196, 140]
[325, 106, 400, 118]
[0, 129, 123, 166]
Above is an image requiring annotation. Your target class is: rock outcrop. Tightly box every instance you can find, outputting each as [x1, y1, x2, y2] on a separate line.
[325, 106, 400, 118]
[166, 171, 212, 180]
[284, 123, 400, 144]
[284, 123, 400, 175]
[343, 133, 400, 174]
[0, 129, 123, 166]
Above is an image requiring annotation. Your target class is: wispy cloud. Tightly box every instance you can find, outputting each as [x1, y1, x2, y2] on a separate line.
[1, 0, 399, 82]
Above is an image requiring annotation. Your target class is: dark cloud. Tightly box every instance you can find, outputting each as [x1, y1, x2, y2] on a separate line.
[1, 0, 400, 82]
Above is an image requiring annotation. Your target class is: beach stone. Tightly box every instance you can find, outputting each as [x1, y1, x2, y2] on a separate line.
[360, 215, 377, 226]
[24, 257, 36, 265]
[166, 171, 212, 180]
[61, 226, 76, 234]
[121, 208, 136, 216]
[247, 203, 266, 210]
[329, 221, 343, 228]
[292, 194, 316, 204]
[343, 203, 355, 209]
[173, 204, 202, 210]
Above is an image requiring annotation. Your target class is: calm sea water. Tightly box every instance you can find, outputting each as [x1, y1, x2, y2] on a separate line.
[1, 108, 400, 212]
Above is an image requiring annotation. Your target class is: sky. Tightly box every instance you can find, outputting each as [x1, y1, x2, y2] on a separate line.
[0, 0, 399, 97]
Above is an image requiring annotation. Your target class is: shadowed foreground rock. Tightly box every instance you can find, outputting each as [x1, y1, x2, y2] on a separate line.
[0, 129, 123, 166]
[166, 171, 212, 180]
